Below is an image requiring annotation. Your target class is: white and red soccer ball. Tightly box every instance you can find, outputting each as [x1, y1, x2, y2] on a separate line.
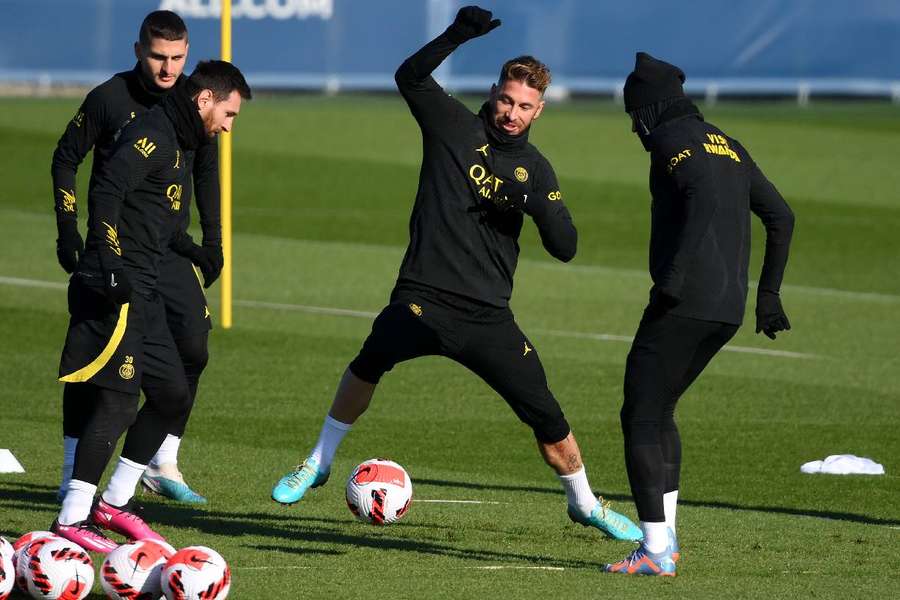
[160, 546, 231, 600]
[0, 537, 14, 600]
[345, 458, 413, 525]
[100, 539, 176, 600]
[12, 531, 61, 592]
[21, 537, 93, 600]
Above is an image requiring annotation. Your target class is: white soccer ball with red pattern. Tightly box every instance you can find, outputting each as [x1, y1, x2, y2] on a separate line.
[0, 537, 14, 600]
[160, 546, 231, 600]
[12, 531, 61, 592]
[22, 537, 93, 600]
[345, 458, 413, 525]
[100, 539, 176, 600]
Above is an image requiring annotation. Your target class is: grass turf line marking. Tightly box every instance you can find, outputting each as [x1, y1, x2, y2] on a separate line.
[416, 499, 504, 505]
[537, 329, 821, 360]
[468, 566, 565, 571]
[0, 276, 819, 359]
[0, 276, 818, 359]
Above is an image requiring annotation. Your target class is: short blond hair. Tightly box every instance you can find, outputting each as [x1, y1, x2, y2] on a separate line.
[499, 56, 551, 95]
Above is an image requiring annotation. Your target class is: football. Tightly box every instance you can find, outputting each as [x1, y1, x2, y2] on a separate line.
[345, 458, 413, 525]
[22, 537, 93, 600]
[0, 537, 14, 600]
[100, 539, 176, 600]
[160, 546, 231, 600]
[12, 532, 60, 592]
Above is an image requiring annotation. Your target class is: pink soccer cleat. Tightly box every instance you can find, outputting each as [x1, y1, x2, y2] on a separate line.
[91, 499, 166, 543]
[50, 519, 119, 554]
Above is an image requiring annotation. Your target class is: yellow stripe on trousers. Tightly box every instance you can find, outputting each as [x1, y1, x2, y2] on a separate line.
[59, 303, 130, 383]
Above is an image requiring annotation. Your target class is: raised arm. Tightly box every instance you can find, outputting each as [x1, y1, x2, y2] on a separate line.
[394, 6, 500, 133]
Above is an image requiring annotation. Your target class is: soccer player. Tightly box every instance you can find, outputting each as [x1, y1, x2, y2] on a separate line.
[51, 10, 222, 504]
[52, 61, 251, 552]
[271, 6, 642, 543]
[604, 53, 794, 576]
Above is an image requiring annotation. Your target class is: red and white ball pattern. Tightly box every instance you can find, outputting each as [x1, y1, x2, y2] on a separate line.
[22, 537, 93, 600]
[160, 546, 230, 600]
[345, 458, 413, 525]
[12, 531, 61, 592]
[0, 537, 14, 600]
[100, 539, 176, 600]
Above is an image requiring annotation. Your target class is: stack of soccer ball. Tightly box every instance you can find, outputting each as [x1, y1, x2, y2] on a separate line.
[0, 533, 230, 600]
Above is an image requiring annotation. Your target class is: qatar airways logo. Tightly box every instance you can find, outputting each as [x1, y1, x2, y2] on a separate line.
[159, 0, 333, 20]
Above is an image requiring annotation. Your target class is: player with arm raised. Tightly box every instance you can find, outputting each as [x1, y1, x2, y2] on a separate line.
[271, 6, 642, 543]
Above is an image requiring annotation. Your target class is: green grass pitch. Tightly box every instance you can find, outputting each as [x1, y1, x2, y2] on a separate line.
[0, 95, 898, 599]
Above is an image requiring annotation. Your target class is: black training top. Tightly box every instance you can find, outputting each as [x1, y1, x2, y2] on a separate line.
[76, 86, 207, 296]
[393, 31, 576, 308]
[51, 64, 221, 246]
[643, 107, 794, 325]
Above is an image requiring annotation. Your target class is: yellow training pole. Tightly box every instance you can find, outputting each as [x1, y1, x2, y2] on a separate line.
[220, 0, 233, 328]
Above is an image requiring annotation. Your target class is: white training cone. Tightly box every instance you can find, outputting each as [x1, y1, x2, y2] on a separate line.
[0, 449, 24, 473]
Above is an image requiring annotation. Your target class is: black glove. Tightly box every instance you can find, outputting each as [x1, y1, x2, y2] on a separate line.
[447, 6, 501, 42]
[756, 290, 790, 339]
[184, 243, 223, 288]
[494, 180, 535, 215]
[102, 267, 133, 305]
[56, 220, 84, 274]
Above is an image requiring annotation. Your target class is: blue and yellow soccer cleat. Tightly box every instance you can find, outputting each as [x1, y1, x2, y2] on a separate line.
[669, 527, 680, 562]
[605, 543, 677, 576]
[568, 497, 644, 542]
[271, 459, 331, 505]
[141, 463, 207, 504]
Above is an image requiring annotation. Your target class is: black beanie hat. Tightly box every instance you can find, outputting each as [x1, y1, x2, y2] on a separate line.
[623, 52, 686, 112]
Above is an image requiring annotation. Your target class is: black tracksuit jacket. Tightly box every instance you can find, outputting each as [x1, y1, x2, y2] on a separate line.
[50, 65, 220, 248]
[393, 31, 577, 308]
[643, 108, 794, 325]
[75, 87, 208, 297]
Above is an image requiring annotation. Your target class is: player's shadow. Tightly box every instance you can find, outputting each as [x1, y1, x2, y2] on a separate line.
[407, 477, 900, 528]
[0, 481, 60, 507]
[140, 505, 602, 569]
[676, 498, 900, 527]
[416, 476, 628, 502]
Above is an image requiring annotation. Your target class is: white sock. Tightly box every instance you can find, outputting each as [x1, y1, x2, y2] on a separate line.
[58, 479, 96, 525]
[664, 489, 679, 534]
[558, 467, 596, 518]
[641, 521, 669, 553]
[102, 456, 146, 507]
[151, 434, 182, 468]
[60, 437, 78, 491]
[308, 415, 352, 471]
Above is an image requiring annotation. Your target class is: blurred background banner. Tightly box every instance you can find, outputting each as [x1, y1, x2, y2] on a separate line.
[3, 0, 900, 97]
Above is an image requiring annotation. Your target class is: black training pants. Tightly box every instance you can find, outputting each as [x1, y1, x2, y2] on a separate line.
[621, 310, 738, 522]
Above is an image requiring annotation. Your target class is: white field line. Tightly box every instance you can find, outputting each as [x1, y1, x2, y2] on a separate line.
[529, 263, 900, 304]
[536, 329, 821, 360]
[415, 499, 504, 505]
[469, 566, 565, 571]
[233, 565, 564, 571]
[1, 275, 818, 359]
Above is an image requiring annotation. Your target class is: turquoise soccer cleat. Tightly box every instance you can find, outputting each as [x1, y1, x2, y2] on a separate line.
[567, 497, 644, 542]
[604, 542, 677, 576]
[141, 463, 207, 504]
[271, 459, 331, 505]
